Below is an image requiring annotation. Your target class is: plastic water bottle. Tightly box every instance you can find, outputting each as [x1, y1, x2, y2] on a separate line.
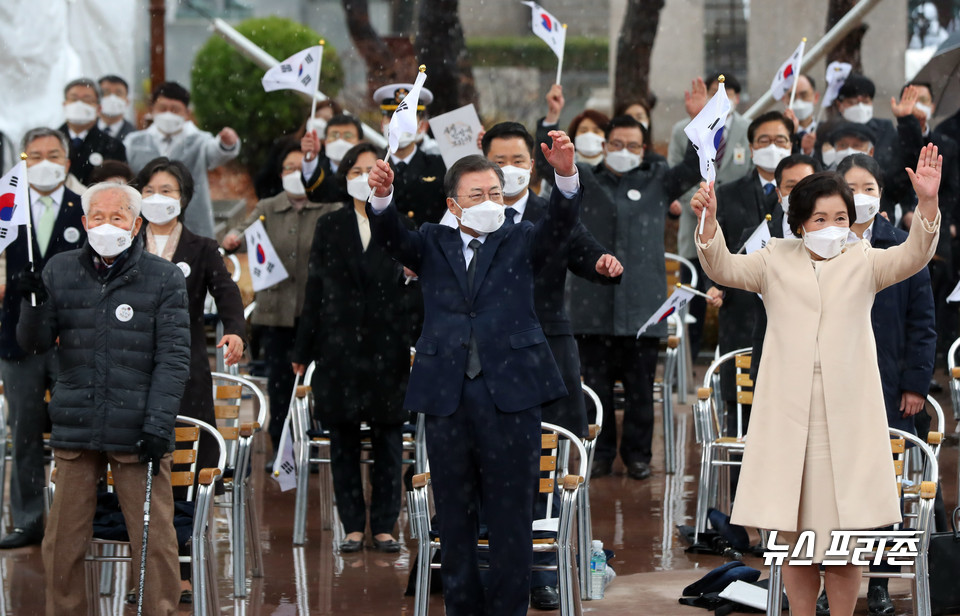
[590, 539, 606, 599]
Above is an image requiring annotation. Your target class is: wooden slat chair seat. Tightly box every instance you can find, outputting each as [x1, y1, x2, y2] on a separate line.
[766, 429, 939, 616]
[408, 422, 587, 616]
[209, 372, 267, 598]
[56, 417, 226, 616]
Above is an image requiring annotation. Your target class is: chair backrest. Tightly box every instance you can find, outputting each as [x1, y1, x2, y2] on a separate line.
[733, 352, 753, 439]
[665, 252, 698, 290]
[581, 383, 603, 441]
[536, 422, 588, 528]
[923, 395, 944, 460]
[701, 347, 751, 439]
[889, 428, 938, 537]
[210, 372, 267, 470]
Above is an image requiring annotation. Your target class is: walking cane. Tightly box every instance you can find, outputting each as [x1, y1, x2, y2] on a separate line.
[137, 459, 154, 616]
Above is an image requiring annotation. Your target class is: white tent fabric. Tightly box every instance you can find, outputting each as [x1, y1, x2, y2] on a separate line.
[0, 0, 136, 162]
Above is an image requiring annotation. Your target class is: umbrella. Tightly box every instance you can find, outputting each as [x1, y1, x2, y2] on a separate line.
[914, 30, 960, 120]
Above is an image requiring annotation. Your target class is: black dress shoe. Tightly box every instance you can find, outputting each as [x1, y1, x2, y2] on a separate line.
[530, 585, 560, 610]
[372, 537, 401, 552]
[0, 528, 42, 549]
[867, 584, 894, 616]
[626, 461, 652, 480]
[590, 459, 613, 478]
[340, 538, 363, 553]
[816, 589, 830, 616]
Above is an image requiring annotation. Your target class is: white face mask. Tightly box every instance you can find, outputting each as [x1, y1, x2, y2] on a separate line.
[324, 139, 353, 163]
[87, 223, 133, 258]
[347, 174, 371, 202]
[779, 193, 790, 214]
[153, 111, 185, 135]
[833, 148, 864, 166]
[801, 225, 849, 259]
[605, 149, 641, 174]
[28, 160, 66, 192]
[853, 192, 880, 224]
[792, 99, 815, 121]
[140, 194, 181, 224]
[100, 95, 127, 117]
[306, 117, 327, 135]
[282, 171, 306, 196]
[500, 165, 531, 197]
[751, 144, 792, 172]
[915, 102, 933, 122]
[821, 148, 837, 167]
[455, 200, 505, 235]
[64, 100, 98, 125]
[842, 102, 873, 124]
[574, 132, 605, 157]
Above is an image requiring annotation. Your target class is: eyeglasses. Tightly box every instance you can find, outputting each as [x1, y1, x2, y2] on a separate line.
[281, 164, 301, 173]
[456, 190, 503, 205]
[326, 130, 357, 141]
[754, 135, 791, 148]
[143, 187, 181, 197]
[606, 140, 644, 154]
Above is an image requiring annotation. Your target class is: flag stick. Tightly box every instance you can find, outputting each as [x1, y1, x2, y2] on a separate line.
[787, 38, 807, 109]
[674, 282, 711, 301]
[21, 154, 36, 307]
[737, 215, 773, 253]
[309, 41, 325, 127]
[555, 24, 567, 86]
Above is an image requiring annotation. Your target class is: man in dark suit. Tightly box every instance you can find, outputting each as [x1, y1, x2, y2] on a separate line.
[0, 127, 87, 548]
[368, 132, 590, 616]
[300, 114, 362, 203]
[710, 111, 794, 421]
[58, 78, 126, 187]
[97, 75, 137, 141]
[830, 74, 899, 179]
[480, 121, 622, 610]
[375, 83, 447, 226]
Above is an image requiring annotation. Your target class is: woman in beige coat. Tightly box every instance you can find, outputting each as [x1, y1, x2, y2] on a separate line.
[690, 144, 942, 616]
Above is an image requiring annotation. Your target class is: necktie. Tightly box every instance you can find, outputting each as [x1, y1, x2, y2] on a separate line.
[764, 183, 776, 196]
[161, 136, 173, 157]
[465, 239, 482, 379]
[504, 207, 518, 226]
[70, 136, 83, 151]
[715, 126, 727, 168]
[37, 196, 56, 256]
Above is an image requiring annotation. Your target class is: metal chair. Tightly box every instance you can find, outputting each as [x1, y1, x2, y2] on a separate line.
[578, 383, 603, 600]
[409, 422, 587, 616]
[209, 372, 267, 597]
[73, 416, 226, 616]
[766, 429, 939, 616]
[665, 252, 699, 403]
[662, 335, 681, 474]
[948, 336, 960, 421]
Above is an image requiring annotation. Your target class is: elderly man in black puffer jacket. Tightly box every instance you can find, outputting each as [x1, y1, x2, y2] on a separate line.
[17, 182, 189, 616]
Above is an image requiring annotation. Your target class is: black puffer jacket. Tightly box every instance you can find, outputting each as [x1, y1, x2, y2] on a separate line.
[17, 238, 190, 452]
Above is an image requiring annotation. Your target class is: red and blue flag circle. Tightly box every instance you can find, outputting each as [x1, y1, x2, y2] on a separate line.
[657, 306, 677, 324]
[0, 193, 15, 222]
[256, 244, 266, 264]
[540, 13, 553, 30]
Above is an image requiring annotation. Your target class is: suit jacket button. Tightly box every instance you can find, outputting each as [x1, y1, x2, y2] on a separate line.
[469, 311, 476, 318]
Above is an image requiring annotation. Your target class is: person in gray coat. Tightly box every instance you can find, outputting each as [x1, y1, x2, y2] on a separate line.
[124, 81, 240, 239]
[17, 183, 190, 615]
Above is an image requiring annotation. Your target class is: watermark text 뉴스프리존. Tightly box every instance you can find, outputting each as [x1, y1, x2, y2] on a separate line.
[762, 529, 922, 567]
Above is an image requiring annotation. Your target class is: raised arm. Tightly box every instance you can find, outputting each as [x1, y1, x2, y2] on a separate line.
[531, 130, 581, 271]
[871, 144, 941, 290]
[366, 159, 425, 272]
[691, 181, 768, 294]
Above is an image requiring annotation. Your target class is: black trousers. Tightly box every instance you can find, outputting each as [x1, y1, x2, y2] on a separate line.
[328, 422, 403, 536]
[262, 324, 298, 452]
[577, 334, 660, 465]
[425, 376, 540, 616]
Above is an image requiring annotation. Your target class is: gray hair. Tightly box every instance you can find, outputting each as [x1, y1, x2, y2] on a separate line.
[81, 183, 142, 220]
[64, 77, 101, 102]
[21, 127, 69, 155]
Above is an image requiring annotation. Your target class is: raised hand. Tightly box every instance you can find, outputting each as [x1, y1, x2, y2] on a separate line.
[476, 128, 486, 152]
[783, 108, 799, 133]
[541, 130, 576, 177]
[690, 181, 718, 240]
[301, 130, 321, 162]
[595, 254, 623, 278]
[368, 159, 395, 198]
[545, 84, 565, 124]
[219, 127, 239, 147]
[684, 77, 708, 119]
[890, 85, 919, 118]
[906, 143, 942, 202]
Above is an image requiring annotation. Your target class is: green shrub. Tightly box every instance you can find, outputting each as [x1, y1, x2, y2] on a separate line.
[191, 17, 344, 174]
[466, 36, 608, 72]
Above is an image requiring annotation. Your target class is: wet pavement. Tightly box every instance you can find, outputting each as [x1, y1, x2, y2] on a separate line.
[1, 364, 956, 615]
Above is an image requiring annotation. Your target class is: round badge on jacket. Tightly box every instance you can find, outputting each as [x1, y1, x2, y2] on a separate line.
[627, 189, 642, 201]
[177, 262, 191, 278]
[88, 152, 104, 166]
[115, 304, 134, 322]
[63, 227, 80, 243]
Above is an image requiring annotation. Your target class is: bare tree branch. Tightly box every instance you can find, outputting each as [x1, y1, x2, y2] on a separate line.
[614, 0, 665, 112]
[825, 0, 867, 72]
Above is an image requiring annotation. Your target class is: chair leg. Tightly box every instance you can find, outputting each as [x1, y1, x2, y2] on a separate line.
[292, 439, 310, 545]
[246, 477, 264, 578]
[413, 490, 432, 616]
[318, 443, 334, 531]
[766, 563, 783, 614]
[577, 486, 592, 600]
[99, 544, 115, 596]
[0, 452, 7, 537]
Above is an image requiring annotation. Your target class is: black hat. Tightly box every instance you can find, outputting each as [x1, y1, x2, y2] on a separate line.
[828, 121, 877, 145]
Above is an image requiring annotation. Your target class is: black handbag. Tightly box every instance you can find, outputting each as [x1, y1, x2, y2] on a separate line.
[929, 507, 960, 615]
